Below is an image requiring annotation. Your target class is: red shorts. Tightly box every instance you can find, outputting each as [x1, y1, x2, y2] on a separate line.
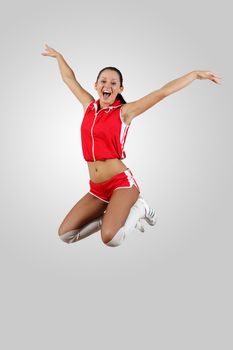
[89, 168, 140, 203]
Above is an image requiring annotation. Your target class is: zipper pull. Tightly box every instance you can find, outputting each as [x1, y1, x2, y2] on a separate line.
[105, 107, 112, 113]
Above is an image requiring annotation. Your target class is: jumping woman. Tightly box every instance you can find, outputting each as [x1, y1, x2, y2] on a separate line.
[41, 44, 221, 247]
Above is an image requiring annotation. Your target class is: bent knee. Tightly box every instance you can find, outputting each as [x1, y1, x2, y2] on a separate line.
[102, 234, 112, 245]
[101, 227, 116, 245]
[58, 228, 80, 244]
[58, 221, 69, 236]
[58, 225, 74, 237]
[101, 227, 125, 247]
[58, 226, 64, 236]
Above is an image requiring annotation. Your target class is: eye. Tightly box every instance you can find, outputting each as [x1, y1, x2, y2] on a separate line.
[112, 82, 116, 85]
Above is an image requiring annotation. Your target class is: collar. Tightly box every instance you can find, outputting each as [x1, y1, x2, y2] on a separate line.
[92, 98, 122, 113]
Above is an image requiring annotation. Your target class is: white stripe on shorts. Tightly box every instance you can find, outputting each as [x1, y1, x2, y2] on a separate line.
[89, 191, 109, 203]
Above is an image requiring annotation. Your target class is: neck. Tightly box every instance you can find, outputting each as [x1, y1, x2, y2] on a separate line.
[99, 98, 119, 110]
[99, 101, 110, 109]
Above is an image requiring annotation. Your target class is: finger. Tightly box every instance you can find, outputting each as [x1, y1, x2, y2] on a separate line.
[213, 78, 221, 84]
[210, 72, 222, 78]
[45, 44, 52, 50]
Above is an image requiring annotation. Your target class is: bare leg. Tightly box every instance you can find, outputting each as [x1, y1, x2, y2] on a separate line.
[58, 193, 108, 243]
[101, 185, 140, 245]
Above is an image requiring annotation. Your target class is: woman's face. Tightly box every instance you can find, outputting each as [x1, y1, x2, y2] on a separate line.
[95, 69, 124, 105]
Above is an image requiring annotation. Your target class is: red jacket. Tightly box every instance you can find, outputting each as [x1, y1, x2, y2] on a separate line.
[81, 99, 130, 162]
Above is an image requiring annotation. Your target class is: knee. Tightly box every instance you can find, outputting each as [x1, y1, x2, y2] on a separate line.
[58, 226, 67, 243]
[58, 225, 65, 237]
[58, 227, 80, 244]
[101, 226, 116, 245]
[101, 227, 126, 247]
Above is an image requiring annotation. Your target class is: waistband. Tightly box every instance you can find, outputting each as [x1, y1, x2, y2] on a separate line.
[89, 168, 132, 185]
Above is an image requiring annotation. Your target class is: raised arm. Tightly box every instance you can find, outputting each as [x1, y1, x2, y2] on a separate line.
[41, 44, 95, 111]
[122, 70, 221, 123]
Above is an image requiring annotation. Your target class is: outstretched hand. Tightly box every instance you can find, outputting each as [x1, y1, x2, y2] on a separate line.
[196, 70, 222, 84]
[41, 44, 61, 58]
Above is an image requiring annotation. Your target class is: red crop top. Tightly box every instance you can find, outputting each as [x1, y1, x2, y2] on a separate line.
[80, 98, 130, 162]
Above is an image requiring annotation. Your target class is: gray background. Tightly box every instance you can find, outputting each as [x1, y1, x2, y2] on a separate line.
[1, 0, 232, 349]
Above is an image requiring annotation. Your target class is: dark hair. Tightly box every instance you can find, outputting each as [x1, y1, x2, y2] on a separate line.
[96, 66, 127, 104]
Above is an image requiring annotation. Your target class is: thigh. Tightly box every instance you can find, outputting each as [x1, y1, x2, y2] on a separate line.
[58, 192, 108, 235]
[101, 185, 139, 242]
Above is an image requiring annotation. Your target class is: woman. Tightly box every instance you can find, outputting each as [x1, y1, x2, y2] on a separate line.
[41, 44, 221, 247]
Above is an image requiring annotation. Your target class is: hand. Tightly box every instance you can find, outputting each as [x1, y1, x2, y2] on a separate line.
[195, 70, 222, 84]
[41, 44, 61, 58]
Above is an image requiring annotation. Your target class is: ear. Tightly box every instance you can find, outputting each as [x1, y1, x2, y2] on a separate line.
[94, 82, 97, 90]
[120, 85, 124, 93]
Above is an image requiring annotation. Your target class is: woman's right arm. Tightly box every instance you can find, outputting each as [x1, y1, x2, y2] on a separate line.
[41, 44, 95, 110]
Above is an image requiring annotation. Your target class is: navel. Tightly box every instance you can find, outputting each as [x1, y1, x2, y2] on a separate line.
[94, 161, 98, 172]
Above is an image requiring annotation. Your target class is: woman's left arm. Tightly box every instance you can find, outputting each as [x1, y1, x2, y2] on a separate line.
[122, 70, 221, 122]
[161, 70, 221, 96]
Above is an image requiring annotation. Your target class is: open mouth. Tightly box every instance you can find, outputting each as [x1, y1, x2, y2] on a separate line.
[103, 91, 111, 99]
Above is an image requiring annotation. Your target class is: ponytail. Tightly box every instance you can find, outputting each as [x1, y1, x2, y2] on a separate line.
[116, 93, 127, 104]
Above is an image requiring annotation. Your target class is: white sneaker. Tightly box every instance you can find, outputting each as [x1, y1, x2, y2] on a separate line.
[137, 195, 157, 226]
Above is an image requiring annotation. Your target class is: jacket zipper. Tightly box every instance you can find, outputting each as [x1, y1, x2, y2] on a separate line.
[90, 112, 98, 162]
[90, 104, 122, 162]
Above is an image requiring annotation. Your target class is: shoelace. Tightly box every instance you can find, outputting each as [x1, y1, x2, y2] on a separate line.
[143, 207, 157, 226]
[147, 208, 156, 219]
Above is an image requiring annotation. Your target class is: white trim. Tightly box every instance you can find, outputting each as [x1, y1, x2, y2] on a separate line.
[119, 113, 129, 159]
[95, 101, 122, 114]
[93, 102, 98, 112]
[120, 124, 128, 145]
[113, 185, 132, 191]
[89, 191, 109, 203]
[125, 170, 140, 192]
[113, 183, 140, 193]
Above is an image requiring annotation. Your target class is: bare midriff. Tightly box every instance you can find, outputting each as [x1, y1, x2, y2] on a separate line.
[87, 158, 128, 183]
